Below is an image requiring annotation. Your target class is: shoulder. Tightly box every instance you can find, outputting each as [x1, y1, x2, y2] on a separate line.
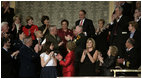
[85, 18, 92, 22]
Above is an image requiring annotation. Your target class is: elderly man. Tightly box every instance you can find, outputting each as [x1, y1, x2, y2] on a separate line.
[75, 10, 95, 38]
[1, 22, 9, 38]
[19, 36, 41, 77]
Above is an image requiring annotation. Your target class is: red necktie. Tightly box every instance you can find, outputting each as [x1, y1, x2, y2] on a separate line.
[80, 20, 83, 26]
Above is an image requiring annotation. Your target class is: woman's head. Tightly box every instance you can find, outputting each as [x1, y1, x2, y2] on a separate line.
[61, 19, 69, 30]
[41, 16, 49, 25]
[107, 46, 118, 57]
[13, 15, 21, 24]
[42, 41, 54, 54]
[66, 41, 76, 52]
[98, 19, 105, 28]
[86, 38, 95, 49]
[26, 16, 33, 25]
[128, 21, 138, 31]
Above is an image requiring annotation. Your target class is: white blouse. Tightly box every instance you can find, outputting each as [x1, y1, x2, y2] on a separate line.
[40, 53, 55, 66]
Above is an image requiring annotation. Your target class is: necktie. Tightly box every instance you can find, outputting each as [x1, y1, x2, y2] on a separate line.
[80, 20, 83, 26]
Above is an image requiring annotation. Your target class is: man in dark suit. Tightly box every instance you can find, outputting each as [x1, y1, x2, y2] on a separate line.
[127, 21, 141, 67]
[134, 8, 141, 32]
[109, 6, 130, 58]
[19, 36, 41, 78]
[75, 10, 95, 38]
[117, 38, 139, 69]
[73, 26, 87, 76]
[1, 37, 19, 78]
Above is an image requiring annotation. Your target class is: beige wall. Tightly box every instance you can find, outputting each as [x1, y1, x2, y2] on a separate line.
[10, 1, 115, 28]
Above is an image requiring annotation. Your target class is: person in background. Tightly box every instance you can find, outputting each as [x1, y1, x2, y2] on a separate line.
[75, 10, 95, 38]
[136, 1, 141, 9]
[79, 38, 98, 76]
[101, 46, 118, 76]
[19, 36, 41, 78]
[11, 15, 23, 40]
[117, 38, 139, 69]
[134, 8, 141, 32]
[22, 16, 38, 41]
[1, 22, 10, 38]
[95, 19, 109, 59]
[1, 1, 15, 28]
[57, 19, 73, 58]
[56, 41, 76, 77]
[46, 25, 63, 76]
[39, 16, 50, 40]
[40, 41, 57, 78]
[1, 37, 19, 78]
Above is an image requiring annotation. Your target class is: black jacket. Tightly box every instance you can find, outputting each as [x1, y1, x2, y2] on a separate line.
[75, 18, 95, 38]
[19, 45, 40, 77]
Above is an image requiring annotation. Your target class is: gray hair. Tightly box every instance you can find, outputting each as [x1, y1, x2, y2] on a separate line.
[23, 36, 32, 44]
[116, 6, 123, 12]
[1, 22, 8, 28]
[49, 25, 56, 32]
[127, 38, 135, 46]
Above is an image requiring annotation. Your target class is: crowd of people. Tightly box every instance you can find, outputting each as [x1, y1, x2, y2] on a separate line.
[1, 1, 141, 78]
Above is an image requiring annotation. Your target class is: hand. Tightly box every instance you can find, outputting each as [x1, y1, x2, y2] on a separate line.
[83, 49, 88, 55]
[56, 54, 63, 61]
[11, 50, 19, 57]
[58, 41, 64, 46]
[49, 51, 54, 57]
[34, 44, 42, 53]
[117, 58, 124, 64]
[65, 35, 72, 41]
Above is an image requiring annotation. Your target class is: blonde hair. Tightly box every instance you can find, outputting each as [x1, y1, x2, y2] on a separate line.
[66, 41, 76, 51]
[86, 38, 96, 49]
[109, 46, 118, 56]
[13, 15, 20, 22]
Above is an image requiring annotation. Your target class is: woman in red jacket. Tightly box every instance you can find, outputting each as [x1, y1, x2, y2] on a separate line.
[56, 41, 76, 77]
[22, 16, 38, 40]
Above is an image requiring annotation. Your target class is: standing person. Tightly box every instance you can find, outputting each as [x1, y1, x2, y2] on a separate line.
[1, 37, 19, 78]
[11, 15, 23, 41]
[39, 16, 50, 40]
[1, 1, 15, 28]
[95, 19, 109, 59]
[1, 22, 9, 38]
[57, 19, 74, 57]
[101, 46, 118, 76]
[75, 10, 95, 38]
[40, 41, 57, 78]
[56, 41, 76, 77]
[22, 16, 38, 41]
[19, 36, 41, 78]
[79, 38, 98, 76]
[110, 6, 130, 58]
[134, 8, 141, 32]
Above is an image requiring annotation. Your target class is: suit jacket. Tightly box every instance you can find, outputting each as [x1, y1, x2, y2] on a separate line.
[1, 48, 15, 78]
[19, 45, 40, 77]
[60, 51, 75, 76]
[110, 15, 130, 57]
[38, 24, 49, 40]
[46, 34, 61, 52]
[124, 47, 139, 69]
[75, 18, 95, 37]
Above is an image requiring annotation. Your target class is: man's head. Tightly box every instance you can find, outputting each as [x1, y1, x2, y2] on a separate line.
[2, 37, 11, 49]
[2, 1, 9, 8]
[79, 10, 86, 20]
[134, 8, 141, 17]
[115, 6, 123, 17]
[128, 21, 138, 32]
[49, 25, 57, 35]
[23, 36, 33, 47]
[35, 30, 43, 38]
[74, 26, 83, 36]
[125, 38, 135, 49]
[136, 1, 141, 9]
[1, 22, 9, 33]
